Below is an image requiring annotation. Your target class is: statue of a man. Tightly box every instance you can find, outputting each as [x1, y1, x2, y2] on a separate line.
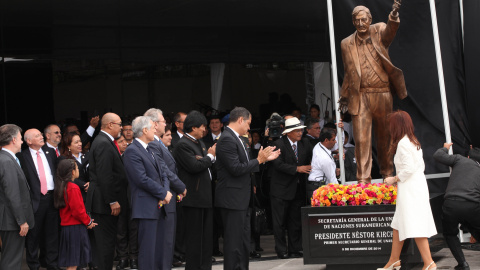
[338, 0, 407, 183]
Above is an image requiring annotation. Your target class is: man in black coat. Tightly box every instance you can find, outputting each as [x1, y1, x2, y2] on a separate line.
[433, 143, 480, 270]
[303, 117, 321, 148]
[215, 107, 280, 270]
[270, 117, 312, 259]
[86, 112, 128, 270]
[0, 124, 35, 270]
[18, 128, 60, 270]
[170, 112, 187, 150]
[173, 110, 215, 270]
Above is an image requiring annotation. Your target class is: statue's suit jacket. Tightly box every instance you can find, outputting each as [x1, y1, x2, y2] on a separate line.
[340, 14, 407, 116]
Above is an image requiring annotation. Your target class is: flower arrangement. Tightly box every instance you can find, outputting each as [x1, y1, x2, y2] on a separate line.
[311, 183, 397, 207]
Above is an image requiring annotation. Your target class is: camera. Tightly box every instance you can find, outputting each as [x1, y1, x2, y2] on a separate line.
[266, 113, 284, 138]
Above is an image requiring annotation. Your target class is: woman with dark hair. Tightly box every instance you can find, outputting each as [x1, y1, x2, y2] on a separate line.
[379, 110, 437, 270]
[59, 133, 89, 200]
[54, 159, 97, 270]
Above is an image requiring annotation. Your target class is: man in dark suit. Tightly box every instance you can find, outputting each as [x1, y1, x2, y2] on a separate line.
[123, 116, 173, 270]
[86, 112, 128, 270]
[338, 1, 406, 183]
[43, 124, 62, 157]
[215, 107, 280, 270]
[0, 124, 35, 270]
[173, 110, 215, 270]
[170, 112, 187, 150]
[203, 116, 223, 149]
[144, 108, 187, 269]
[433, 143, 480, 270]
[270, 117, 312, 259]
[202, 115, 224, 257]
[17, 128, 60, 270]
[303, 118, 321, 148]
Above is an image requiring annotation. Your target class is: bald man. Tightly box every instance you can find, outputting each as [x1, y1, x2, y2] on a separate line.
[17, 128, 61, 270]
[86, 112, 128, 270]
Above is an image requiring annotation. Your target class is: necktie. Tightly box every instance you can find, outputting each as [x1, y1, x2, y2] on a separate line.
[114, 140, 121, 154]
[36, 151, 48, 195]
[239, 136, 249, 160]
[55, 148, 59, 157]
[292, 144, 298, 162]
[16, 157, 21, 167]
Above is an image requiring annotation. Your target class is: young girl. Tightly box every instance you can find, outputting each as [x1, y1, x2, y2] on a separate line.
[54, 159, 97, 270]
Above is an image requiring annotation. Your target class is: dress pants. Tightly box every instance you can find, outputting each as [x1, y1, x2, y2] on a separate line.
[160, 211, 176, 270]
[174, 203, 186, 259]
[352, 91, 393, 182]
[0, 230, 25, 270]
[116, 207, 139, 261]
[137, 217, 165, 270]
[442, 199, 480, 264]
[26, 192, 59, 270]
[220, 208, 251, 270]
[91, 213, 118, 270]
[270, 186, 303, 254]
[183, 206, 213, 270]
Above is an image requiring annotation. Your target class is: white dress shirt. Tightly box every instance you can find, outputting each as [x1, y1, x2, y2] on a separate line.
[211, 132, 221, 141]
[101, 130, 114, 141]
[177, 131, 184, 139]
[86, 125, 95, 137]
[29, 147, 55, 190]
[309, 143, 338, 184]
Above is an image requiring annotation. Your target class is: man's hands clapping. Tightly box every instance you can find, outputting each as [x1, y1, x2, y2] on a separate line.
[257, 146, 281, 164]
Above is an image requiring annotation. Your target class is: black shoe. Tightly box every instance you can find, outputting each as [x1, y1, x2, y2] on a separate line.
[289, 251, 303, 258]
[174, 254, 185, 262]
[116, 259, 128, 270]
[255, 246, 264, 252]
[129, 259, 138, 270]
[277, 252, 289, 259]
[211, 256, 216, 263]
[250, 251, 261, 259]
[172, 258, 183, 268]
[212, 250, 224, 256]
[455, 262, 470, 270]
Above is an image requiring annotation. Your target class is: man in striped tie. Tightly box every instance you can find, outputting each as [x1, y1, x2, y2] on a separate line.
[269, 117, 312, 259]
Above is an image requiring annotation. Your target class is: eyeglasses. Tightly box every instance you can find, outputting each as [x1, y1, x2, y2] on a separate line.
[52, 131, 61, 134]
[111, 122, 123, 127]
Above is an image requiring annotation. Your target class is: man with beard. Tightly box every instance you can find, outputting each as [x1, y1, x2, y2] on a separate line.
[86, 113, 128, 270]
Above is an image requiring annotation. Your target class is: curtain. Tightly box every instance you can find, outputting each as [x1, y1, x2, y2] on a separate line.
[210, 63, 225, 110]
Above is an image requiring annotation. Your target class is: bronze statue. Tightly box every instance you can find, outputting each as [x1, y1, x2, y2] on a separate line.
[338, 0, 407, 183]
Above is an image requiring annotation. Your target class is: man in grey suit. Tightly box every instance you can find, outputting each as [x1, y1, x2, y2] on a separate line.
[433, 143, 480, 270]
[0, 124, 35, 270]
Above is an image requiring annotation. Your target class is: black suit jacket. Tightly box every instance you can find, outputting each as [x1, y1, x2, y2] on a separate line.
[0, 150, 35, 230]
[173, 135, 213, 208]
[303, 134, 320, 149]
[17, 147, 57, 213]
[270, 136, 312, 200]
[215, 127, 259, 210]
[202, 131, 221, 149]
[86, 132, 128, 215]
[58, 153, 89, 200]
[170, 131, 181, 150]
[148, 138, 186, 213]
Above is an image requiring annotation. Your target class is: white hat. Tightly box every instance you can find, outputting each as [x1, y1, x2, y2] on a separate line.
[282, 117, 306, 134]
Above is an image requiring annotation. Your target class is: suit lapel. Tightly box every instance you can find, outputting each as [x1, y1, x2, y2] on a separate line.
[349, 33, 361, 78]
[133, 140, 157, 169]
[23, 150, 40, 182]
[100, 132, 123, 162]
[226, 127, 248, 161]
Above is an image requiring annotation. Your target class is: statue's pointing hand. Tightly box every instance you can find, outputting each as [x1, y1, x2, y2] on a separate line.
[392, 0, 401, 17]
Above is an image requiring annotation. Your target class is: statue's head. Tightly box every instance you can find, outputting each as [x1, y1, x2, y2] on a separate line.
[352, 6, 372, 34]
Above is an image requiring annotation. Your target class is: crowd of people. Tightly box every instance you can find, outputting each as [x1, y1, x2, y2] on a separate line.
[0, 105, 479, 270]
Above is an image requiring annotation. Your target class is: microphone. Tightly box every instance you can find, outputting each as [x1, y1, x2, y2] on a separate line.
[322, 93, 331, 100]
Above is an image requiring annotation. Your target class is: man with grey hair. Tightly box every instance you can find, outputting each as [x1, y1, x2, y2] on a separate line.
[124, 116, 173, 270]
[0, 124, 34, 270]
[338, 0, 406, 183]
[144, 108, 187, 269]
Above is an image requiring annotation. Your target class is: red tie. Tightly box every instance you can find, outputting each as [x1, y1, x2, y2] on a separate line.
[114, 140, 121, 154]
[55, 148, 59, 157]
[36, 151, 48, 195]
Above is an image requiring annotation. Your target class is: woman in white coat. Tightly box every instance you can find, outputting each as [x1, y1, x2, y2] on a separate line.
[379, 110, 437, 270]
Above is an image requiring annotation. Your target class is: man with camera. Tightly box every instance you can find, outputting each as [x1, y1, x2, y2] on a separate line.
[308, 129, 339, 200]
